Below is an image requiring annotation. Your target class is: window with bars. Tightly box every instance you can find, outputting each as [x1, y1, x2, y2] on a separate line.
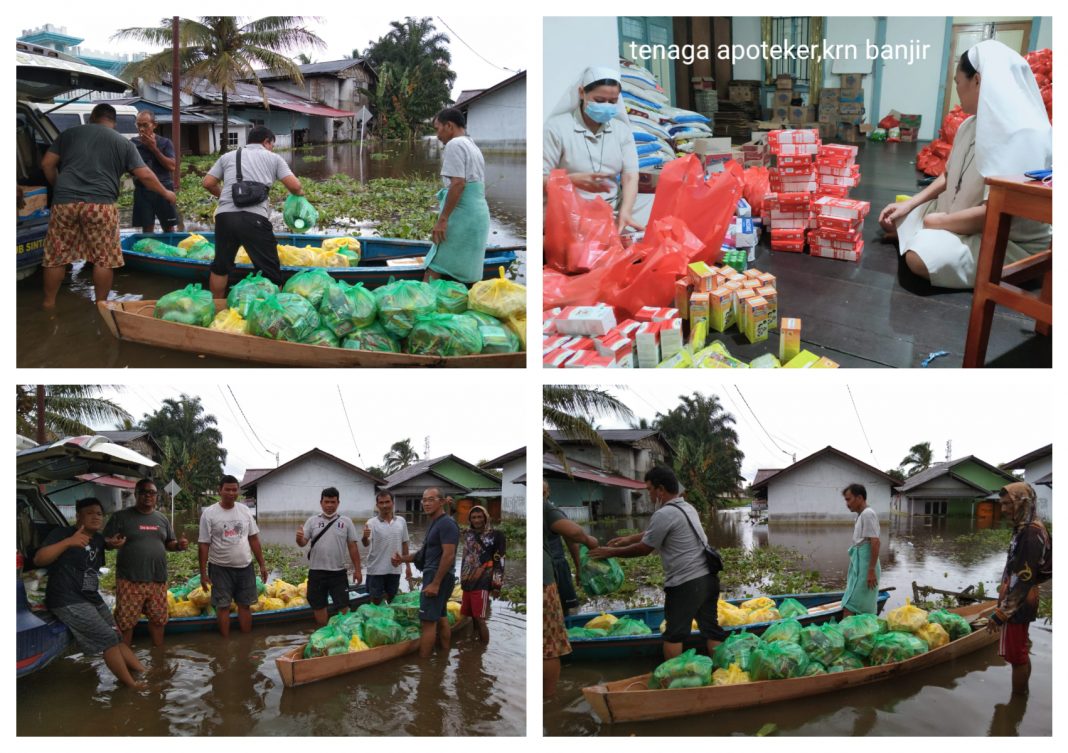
[769, 17, 811, 85]
[227, 131, 239, 147]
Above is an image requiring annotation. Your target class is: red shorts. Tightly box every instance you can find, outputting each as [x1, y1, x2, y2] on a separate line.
[113, 579, 169, 631]
[998, 622, 1031, 666]
[460, 588, 491, 619]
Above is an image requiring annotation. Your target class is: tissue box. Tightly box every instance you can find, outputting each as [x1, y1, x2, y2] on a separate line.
[555, 305, 616, 336]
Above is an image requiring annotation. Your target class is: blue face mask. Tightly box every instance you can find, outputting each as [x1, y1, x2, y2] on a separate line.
[584, 100, 617, 124]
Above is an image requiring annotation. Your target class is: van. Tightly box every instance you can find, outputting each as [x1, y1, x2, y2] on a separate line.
[16, 435, 159, 678]
[16, 41, 131, 279]
[28, 101, 140, 140]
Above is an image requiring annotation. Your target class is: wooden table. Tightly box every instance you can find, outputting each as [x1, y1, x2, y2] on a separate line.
[964, 175, 1052, 367]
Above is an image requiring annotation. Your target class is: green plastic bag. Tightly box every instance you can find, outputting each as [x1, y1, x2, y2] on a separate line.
[566, 627, 609, 640]
[133, 238, 185, 257]
[392, 591, 420, 607]
[839, 613, 887, 657]
[356, 603, 395, 622]
[799, 623, 846, 666]
[185, 239, 216, 261]
[335, 244, 361, 265]
[578, 545, 625, 596]
[648, 648, 714, 689]
[283, 194, 319, 232]
[341, 322, 402, 353]
[460, 311, 520, 354]
[154, 284, 215, 327]
[762, 618, 803, 644]
[364, 618, 405, 647]
[407, 313, 483, 357]
[668, 675, 709, 689]
[301, 326, 340, 348]
[927, 609, 973, 641]
[318, 281, 377, 337]
[749, 641, 810, 680]
[329, 611, 365, 639]
[429, 279, 470, 314]
[306, 625, 348, 657]
[800, 661, 828, 676]
[227, 272, 279, 319]
[282, 268, 337, 308]
[777, 598, 808, 619]
[867, 631, 929, 665]
[607, 617, 652, 636]
[169, 585, 191, 600]
[713, 631, 762, 671]
[247, 293, 320, 342]
[373, 279, 437, 338]
[826, 650, 866, 673]
[256, 576, 266, 595]
[184, 575, 202, 590]
[401, 625, 421, 641]
[327, 644, 350, 656]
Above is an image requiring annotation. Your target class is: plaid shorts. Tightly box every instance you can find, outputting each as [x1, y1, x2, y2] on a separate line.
[543, 582, 572, 660]
[43, 202, 124, 268]
[113, 579, 169, 631]
[53, 601, 122, 656]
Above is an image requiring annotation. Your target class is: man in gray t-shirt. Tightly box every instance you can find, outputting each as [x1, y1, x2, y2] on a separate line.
[295, 487, 363, 626]
[40, 103, 176, 308]
[201, 125, 305, 298]
[102, 478, 189, 646]
[590, 465, 726, 660]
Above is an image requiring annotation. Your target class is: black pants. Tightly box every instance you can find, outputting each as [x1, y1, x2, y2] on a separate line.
[663, 572, 727, 643]
[211, 210, 283, 286]
[307, 569, 351, 611]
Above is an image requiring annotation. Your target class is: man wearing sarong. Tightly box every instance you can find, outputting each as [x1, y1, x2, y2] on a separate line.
[842, 483, 880, 616]
[423, 108, 490, 284]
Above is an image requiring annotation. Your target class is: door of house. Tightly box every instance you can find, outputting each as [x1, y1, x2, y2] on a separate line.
[942, 19, 1033, 120]
[923, 499, 949, 516]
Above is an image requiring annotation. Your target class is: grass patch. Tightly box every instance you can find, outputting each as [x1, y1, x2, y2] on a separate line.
[499, 585, 526, 613]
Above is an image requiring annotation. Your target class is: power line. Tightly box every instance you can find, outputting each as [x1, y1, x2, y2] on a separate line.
[722, 389, 782, 460]
[846, 385, 878, 466]
[227, 387, 274, 456]
[735, 387, 793, 459]
[217, 386, 264, 463]
[436, 16, 518, 73]
[336, 387, 364, 466]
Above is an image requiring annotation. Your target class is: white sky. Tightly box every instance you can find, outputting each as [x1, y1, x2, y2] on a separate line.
[592, 382, 1052, 484]
[96, 384, 523, 479]
[13, 13, 527, 99]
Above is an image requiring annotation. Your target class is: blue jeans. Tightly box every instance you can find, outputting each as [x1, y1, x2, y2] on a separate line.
[367, 573, 401, 601]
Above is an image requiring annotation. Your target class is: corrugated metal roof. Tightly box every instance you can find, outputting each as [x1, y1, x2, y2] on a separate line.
[543, 454, 647, 490]
[1001, 444, 1053, 470]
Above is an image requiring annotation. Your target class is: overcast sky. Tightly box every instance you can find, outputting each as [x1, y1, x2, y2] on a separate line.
[588, 382, 1051, 483]
[96, 384, 523, 479]
[14, 14, 526, 98]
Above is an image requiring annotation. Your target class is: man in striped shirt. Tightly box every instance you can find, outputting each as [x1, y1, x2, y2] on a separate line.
[361, 491, 412, 604]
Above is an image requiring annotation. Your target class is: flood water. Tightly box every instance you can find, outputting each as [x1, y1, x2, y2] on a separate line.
[16, 140, 526, 369]
[17, 517, 526, 736]
[546, 510, 1052, 736]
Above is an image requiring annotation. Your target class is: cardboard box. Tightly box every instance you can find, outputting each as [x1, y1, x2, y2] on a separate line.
[773, 106, 790, 122]
[729, 84, 754, 102]
[18, 186, 48, 219]
[709, 286, 734, 333]
[638, 168, 661, 194]
[899, 126, 918, 142]
[773, 90, 793, 107]
[689, 292, 710, 329]
[757, 285, 778, 325]
[839, 73, 863, 91]
[776, 74, 794, 90]
[743, 296, 770, 343]
[659, 318, 684, 359]
[819, 88, 840, 104]
[839, 102, 864, 117]
[635, 324, 662, 368]
[675, 279, 693, 320]
[789, 106, 815, 124]
[779, 317, 802, 363]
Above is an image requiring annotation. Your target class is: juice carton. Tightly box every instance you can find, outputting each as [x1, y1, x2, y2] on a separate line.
[783, 349, 821, 368]
[779, 317, 802, 363]
[743, 296, 769, 343]
[709, 286, 735, 332]
[757, 285, 778, 325]
[689, 318, 708, 352]
[735, 288, 757, 332]
[689, 292, 710, 329]
[675, 279, 693, 320]
[687, 261, 716, 292]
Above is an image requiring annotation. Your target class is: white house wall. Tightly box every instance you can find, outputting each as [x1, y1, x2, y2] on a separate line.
[254, 455, 377, 520]
[767, 456, 891, 521]
[466, 79, 526, 146]
[1024, 456, 1053, 522]
[500, 458, 527, 518]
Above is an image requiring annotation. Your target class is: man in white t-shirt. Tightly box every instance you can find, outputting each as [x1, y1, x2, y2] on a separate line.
[198, 475, 269, 637]
[361, 490, 412, 604]
[842, 483, 881, 616]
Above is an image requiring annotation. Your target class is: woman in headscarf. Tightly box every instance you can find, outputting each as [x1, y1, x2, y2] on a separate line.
[879, 40, 1052, 288]
[987, 482, 1052, 696]
[543, 66, 643, 233]
[459, 505, 505, 644]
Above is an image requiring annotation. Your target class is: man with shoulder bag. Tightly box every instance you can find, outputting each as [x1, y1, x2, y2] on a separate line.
[202, 126, 306, 299]
[590, 465, 727, 660]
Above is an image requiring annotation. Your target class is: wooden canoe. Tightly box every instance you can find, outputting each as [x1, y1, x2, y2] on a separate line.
[120, 232, 521, 288]
[134, 584, 370, 636]
[582, 600, 998, 724]
[275, 616, 471, 688]
[97, 299, 525, 368]
[565, 590, 890, 661]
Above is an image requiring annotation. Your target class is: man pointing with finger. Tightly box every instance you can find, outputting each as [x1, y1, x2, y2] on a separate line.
[104, 478, 188, 646]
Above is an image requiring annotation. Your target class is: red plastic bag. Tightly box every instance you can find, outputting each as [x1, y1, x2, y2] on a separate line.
[599, 227, 690, 320]
[544, 169, 620, 274]
[543, 245, 627, 310]
[742, 167, 771, 217]
[878, 114, 900, 130]
[647, 156, 744, 264]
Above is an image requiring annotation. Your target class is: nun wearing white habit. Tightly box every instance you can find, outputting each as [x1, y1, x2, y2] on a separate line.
[543, 65, 643, 233]
[879, 40, 1052, 289]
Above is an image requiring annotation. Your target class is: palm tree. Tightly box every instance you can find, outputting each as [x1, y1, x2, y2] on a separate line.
[140, 396, 227, 506]
[115, 17, 325, 152]
[16, 385, 131, 442]
[543, 386, 634, 468]
[900, 441, 934, 478]
[382, 439, 420, 475]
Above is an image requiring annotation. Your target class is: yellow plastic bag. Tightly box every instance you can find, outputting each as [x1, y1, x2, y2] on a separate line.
[468, 267, 525, 320]
[718, 600, 750, 627]
[209, 308, 248, 334]
[348, 634, 370, 652]
[313, 249, 349, 268]
[916, 621, 950, 649]
[187, 586, 212, 609]
[178, 233, 208, 251]
[278, 244, 316, 267]
[322, 237, 361, 256]
[659, 619, 699, 633]
[450, 584, 462, 602]
[886, 598, 929, 633]
[585, 612, 619, 631]
[505, 312, 526, 349]
[287, 596, 308, 609]
[236, 247, 252, 264]
[166, 590, 177, 609]
[746, 607, 782, 624]
[249, 595, 268, 613]
[741, 596, 776, 612]
[261, 597, 286, 612]
[297, 580, 308, 598]
[266, 579, 294, 599]
[446, 601, 461, 621]
[712, 663, 751, 686]
[170, 600, 201, 618]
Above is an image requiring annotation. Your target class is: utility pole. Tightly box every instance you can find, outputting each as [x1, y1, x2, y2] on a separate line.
[945, 440, 952, 461]
[424, 436, 430, 459]
[35, 385, 46, 444]
[171, 16, 183, 230]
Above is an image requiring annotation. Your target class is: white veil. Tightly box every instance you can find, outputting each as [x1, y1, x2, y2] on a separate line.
[967, 39, 1052, 177]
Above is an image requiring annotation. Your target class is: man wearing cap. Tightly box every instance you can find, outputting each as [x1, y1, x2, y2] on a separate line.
[543, 65, 643, 233]
[459, 504, 505, 644]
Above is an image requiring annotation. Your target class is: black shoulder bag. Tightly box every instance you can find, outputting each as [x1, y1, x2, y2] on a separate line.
[412, 515, 443, 571]
[231, 147, 270, 207]
[668, 502, 723, 576]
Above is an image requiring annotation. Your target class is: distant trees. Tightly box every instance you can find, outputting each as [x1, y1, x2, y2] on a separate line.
[139, 395, 226, 509]
[382, 439, 420, 475]
[16, 385, 131, 442]
[542, 386, 634, 467]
